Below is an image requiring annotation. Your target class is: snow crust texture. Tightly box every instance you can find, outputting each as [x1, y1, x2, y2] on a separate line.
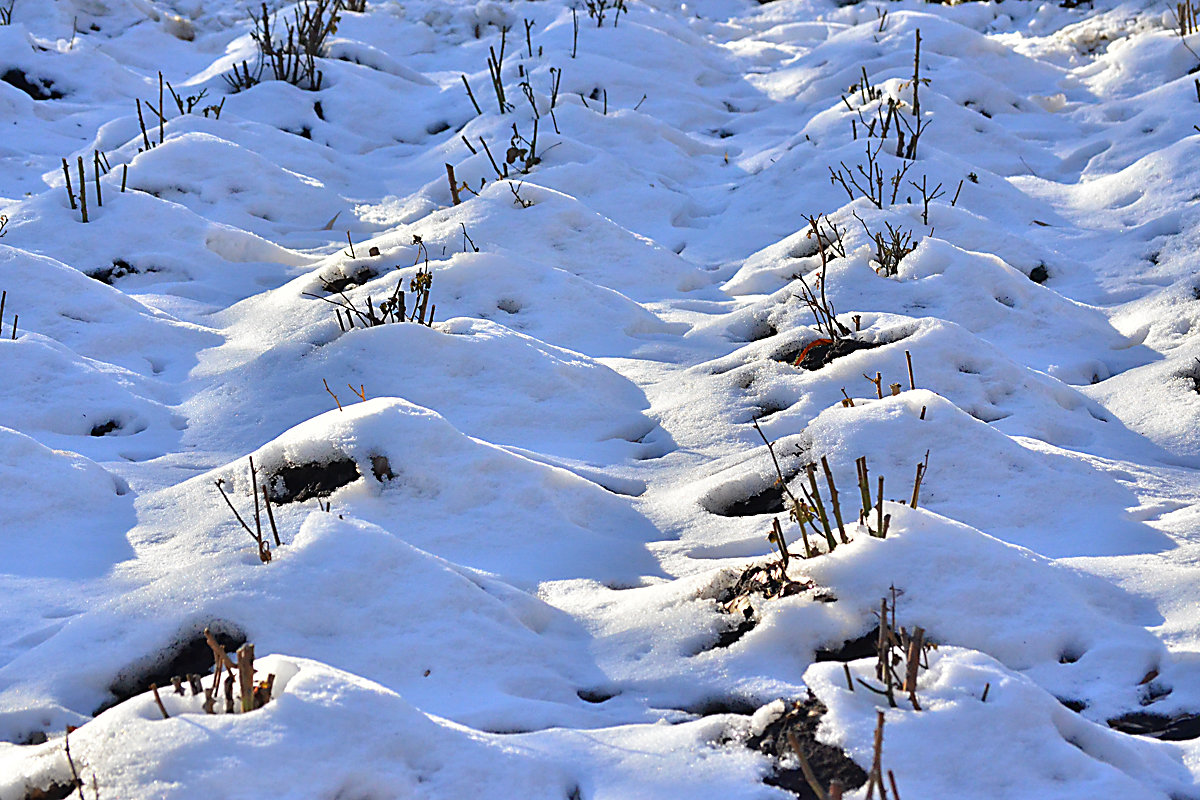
[3, 0, 1200, 796]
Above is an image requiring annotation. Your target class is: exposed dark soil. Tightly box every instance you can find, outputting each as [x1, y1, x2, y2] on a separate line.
[321, 266, 378, 294]
[774, 337, 878, 371]
[268, 456, 362, 504]
[98, 622, 246, 715]
[87, 259, 141, 285]
[89, 420, 120, 437]
[814, 626, 880, 662]
[1028, 264, 1050, 283]
[21, 779, 81, 800]
[746, 695, 869, 798]
[706, 561, 829, 650]
[1108, 712, 1200, 741]
[2, 69, 64, 100]
[711, 483, 787, 517]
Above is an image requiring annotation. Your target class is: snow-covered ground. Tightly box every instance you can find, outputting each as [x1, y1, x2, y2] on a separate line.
[3, 0, 1200, 796]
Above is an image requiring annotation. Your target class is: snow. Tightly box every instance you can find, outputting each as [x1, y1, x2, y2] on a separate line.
[2, 0, 1200, 796]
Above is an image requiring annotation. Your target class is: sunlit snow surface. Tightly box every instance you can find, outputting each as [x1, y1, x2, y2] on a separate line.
[2, 0, 1200, 796]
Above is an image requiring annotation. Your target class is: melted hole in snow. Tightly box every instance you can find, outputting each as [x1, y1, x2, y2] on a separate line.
[496, 298, 522, 314]
[98, 621, 247, 715]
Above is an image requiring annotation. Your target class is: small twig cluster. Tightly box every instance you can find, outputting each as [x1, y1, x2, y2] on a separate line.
[226, 0, 342, 92]
[844, 352, 920, 405]
[795, 214, 852, 342]
[751, 421, 922, 562]
[849, 590, 935, 714]
[1177, 1, 1199, 36]
[62, 150, 116, 223]
[305, 237, 437, 330]
[855, 213, 916, 277]
[0, 1, 13, 25]
[201, 630, 275, 714]
[829, 140, 913, 210]
[214, 456, 282, 564]
[583, 0, 628, 27]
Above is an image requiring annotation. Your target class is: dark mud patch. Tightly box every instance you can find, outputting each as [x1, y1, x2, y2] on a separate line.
[1108, 711, 1200, 741]
[747, 696, 869, 798]
[98, 621, 246, 715]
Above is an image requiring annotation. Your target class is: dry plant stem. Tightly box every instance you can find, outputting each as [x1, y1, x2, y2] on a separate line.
[77, 157, 88, 223]
[865, 711, 888, 800]
[323, 378, 343, 411]
[786, 731, 828, 800]
[92, 151, 102, 207]
[843, 663, 855, 691]
[876, 476, 885, 538]
[806, 463, 838, 551]
[856, 456, 872, 519]
[910, 450, 929, 508]
[888, 771, 902, 800]
[751, 419, 810, 536]
[903, 626, 925, 710]
[224, 673, 235, 713]
[214, 478, 265, 558]
[771, 517, 791, 568]
[262, 485, 281, 546]
[62, 158, 76, 209]
[150, 683, 170, 719]
[445, 163, 462, 205]
[136, 99, 152, 150]
[238, 643, 255, 713]
[249, 456, 262, 541]
[905, 350, 915, 389]
[64, 728, 84, 793]
[821, 456, 849, 543]
[830, 782, 845, 800]
[461, 74, 482, 114]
